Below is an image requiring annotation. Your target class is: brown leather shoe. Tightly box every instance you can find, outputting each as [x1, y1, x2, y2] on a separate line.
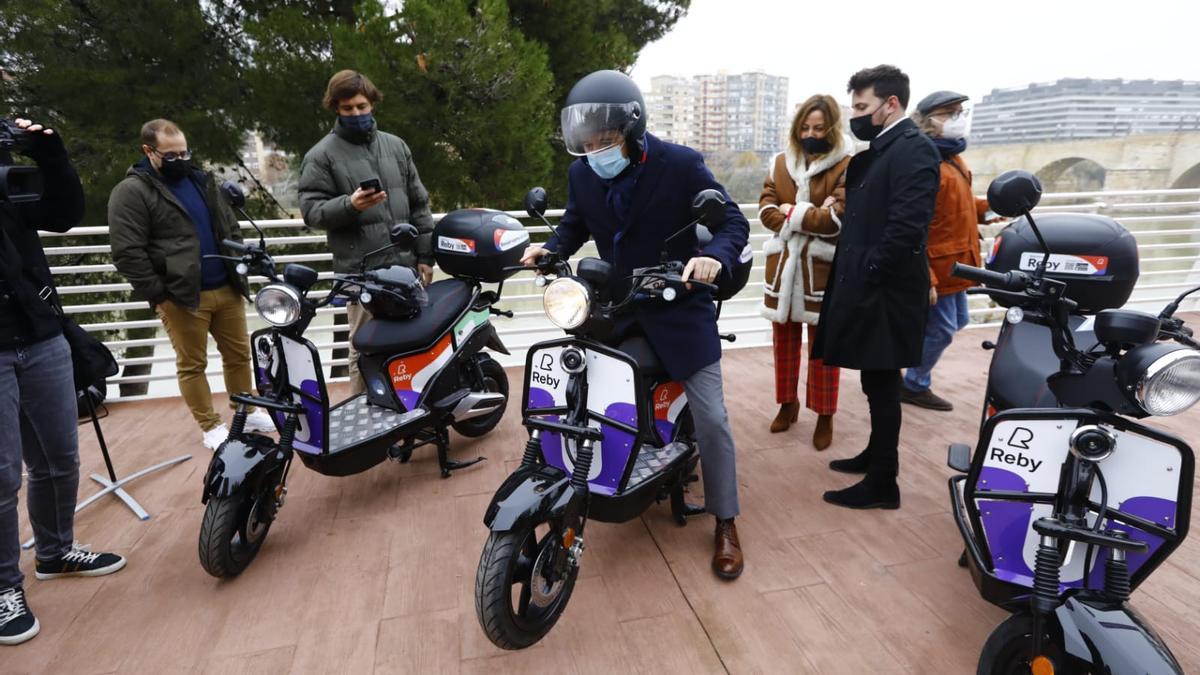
[770, 402, 800, 433]
[712, 518, 744, 580]
[812, 414, 833, 451]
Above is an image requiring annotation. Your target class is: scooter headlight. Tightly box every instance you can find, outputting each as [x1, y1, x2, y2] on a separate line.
[255, 284, 302, 327]
[543, 278, 590, 330]
[1119, 343, 1200, 416]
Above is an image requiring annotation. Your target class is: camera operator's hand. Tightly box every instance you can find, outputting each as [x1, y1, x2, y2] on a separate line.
[13, 118, 55, 137]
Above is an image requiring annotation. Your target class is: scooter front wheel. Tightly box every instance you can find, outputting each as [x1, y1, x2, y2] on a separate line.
[978, 613, 1077, 675]
[474, 522, 577, 650]
[198, 493, 273, 578]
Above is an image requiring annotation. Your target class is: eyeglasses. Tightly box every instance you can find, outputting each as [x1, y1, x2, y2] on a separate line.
[930, 109, 970, 121]
[149, 147, 192, 162]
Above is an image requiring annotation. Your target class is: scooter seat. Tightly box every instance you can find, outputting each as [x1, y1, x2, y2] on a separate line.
[989, 317, 1099, 410]
[353, 279, 474, 356]
[616, 335, 666, 377]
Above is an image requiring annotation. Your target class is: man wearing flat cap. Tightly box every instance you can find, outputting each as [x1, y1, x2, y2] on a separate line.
[902, 90, 1000, 411]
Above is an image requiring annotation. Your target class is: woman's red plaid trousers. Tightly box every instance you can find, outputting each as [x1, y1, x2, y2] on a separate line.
[772, 321, 839, 415]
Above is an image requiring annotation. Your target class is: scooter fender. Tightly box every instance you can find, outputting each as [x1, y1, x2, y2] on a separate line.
[481, 322, 510, 355]
[1055, 595, 1183, 674]
[484, 464, 575, 532]
[201, 432, 286, 504]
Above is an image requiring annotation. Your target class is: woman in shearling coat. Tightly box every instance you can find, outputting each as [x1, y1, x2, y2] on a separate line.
[758, 94, 853, 449]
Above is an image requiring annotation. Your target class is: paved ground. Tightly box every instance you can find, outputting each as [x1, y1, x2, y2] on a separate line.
[8, 326, 1200, 674]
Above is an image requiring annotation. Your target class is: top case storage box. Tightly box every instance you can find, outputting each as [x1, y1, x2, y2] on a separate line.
[434, 209, 530, 283]
[986, 213, 1139, 314]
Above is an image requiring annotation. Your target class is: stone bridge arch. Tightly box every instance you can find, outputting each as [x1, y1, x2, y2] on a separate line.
[1035, 157, 1107, 192]
[1170, 162, 1200, 189]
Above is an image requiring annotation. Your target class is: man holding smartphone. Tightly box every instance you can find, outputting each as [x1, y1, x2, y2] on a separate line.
[299, 70, 436, 397]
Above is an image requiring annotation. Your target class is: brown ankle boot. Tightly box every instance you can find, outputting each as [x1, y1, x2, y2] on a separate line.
[812, 414, 833, 451]
[770, 402, 800, 433]
[712, 518, 744, 580]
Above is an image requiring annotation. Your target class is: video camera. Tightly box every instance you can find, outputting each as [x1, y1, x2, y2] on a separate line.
[0, 118, 44, 203]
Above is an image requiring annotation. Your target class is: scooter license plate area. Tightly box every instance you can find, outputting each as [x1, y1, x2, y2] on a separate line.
[525, 344, 639, 496]
[972, 415, 1187, 592]
[253, 331, 328, 455]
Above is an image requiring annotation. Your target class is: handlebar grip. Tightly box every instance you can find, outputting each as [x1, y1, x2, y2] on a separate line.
[951, 263, 1027, 292]
[223, 239, 248, 255]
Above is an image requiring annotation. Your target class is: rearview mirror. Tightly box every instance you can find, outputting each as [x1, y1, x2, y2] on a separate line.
[220, 180, 247, 209]
[987, 170, 1043, 218]
[390, 222, 419, 247]
[691, 189, 727, 227]
[524, 187, 548, 219]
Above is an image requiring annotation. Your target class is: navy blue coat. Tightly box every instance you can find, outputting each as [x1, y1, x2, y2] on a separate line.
[544, 134, 750, 381]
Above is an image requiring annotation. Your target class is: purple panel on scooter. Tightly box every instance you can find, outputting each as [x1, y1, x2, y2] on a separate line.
[397, 389, 420, 411]
[977, 466, 1036, 585]
[591, 402, 638, 495]
[292, 379, 326, 454]
[528, 387, 564, 471]
[1081, 496, 1173, 588]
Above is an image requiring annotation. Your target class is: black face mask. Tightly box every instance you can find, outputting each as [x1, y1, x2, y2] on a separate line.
[850, 102, 888, 142]
[800, 137, 833, 155]
[158, 158, 190, 182]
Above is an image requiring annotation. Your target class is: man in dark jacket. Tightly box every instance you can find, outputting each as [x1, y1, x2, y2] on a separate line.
[109, 119, 274, 450]
[298, 70, 436, 397]
[521, 71, 751, 579]
[813, 65, 941, 509]
[1, 118, 126, 646]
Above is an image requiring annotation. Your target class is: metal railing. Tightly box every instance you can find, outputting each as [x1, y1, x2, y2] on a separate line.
[40, 189, 1200, 401]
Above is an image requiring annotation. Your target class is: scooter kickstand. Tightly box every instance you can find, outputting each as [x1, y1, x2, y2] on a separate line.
[435, 432, 485, 478]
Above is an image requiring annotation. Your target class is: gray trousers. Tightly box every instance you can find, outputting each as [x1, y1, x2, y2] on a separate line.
[683, 361, 740, 520]
[0, 334, 79, 589]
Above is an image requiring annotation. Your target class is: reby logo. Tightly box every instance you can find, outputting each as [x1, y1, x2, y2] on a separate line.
[390, 360, 413, 387]
[438, 236, 476, 255]
[653, 382, 684, 420]
[494, 228, 530, 252]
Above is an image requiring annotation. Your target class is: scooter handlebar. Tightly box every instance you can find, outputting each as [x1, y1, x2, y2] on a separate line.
[223, 239, 249, 255]
[951, 263, 1029, 292]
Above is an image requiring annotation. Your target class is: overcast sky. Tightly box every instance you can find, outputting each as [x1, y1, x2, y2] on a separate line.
[632, 0, 1198, 111]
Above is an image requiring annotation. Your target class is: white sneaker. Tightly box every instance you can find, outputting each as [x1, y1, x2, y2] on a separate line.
[202, 423, 230, 450]
[243, 410, 277, 433]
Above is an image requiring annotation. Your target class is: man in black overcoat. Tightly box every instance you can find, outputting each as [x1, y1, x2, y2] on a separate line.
[812, 65, 941, 509]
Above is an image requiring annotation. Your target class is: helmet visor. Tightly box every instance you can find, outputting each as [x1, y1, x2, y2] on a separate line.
[561, 102, 640, 156]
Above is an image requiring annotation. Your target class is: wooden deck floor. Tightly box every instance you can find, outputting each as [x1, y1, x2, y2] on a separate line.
[8, 326, 1200, 674]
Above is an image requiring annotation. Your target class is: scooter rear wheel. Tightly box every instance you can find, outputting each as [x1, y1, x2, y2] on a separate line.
[452, 356, 509, 438]
[475, 521, 577, 650]
[198, 493, 272, 578]
[978, 613, 1078, 675]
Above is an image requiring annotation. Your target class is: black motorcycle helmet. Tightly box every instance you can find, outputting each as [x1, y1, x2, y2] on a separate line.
[561, 70, 647, 160]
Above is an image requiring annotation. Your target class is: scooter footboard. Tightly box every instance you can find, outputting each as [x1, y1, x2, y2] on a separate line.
[484, 464, 576, 532]
[1055, 594, 1183, 674]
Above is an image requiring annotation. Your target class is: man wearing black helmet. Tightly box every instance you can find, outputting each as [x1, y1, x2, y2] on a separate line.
[520, 70, 752, 580]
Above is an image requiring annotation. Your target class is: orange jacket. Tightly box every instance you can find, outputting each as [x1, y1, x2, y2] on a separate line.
[928, 154, 989, 294]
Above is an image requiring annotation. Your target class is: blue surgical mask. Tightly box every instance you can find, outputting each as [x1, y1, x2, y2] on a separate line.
[339, 113, 375, 133]
[586, 144, 630, 180]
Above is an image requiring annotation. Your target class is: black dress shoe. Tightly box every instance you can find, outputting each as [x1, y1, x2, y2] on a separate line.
[900, 388, 954, 411]
[829, 450, 869, 474]
[823, 476, 901, 510]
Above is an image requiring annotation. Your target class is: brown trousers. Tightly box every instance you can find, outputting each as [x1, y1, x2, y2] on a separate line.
[156, 286, 254, 431]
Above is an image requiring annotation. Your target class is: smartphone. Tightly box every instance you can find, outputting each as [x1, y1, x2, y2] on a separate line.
[359, 178, 382, 193]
